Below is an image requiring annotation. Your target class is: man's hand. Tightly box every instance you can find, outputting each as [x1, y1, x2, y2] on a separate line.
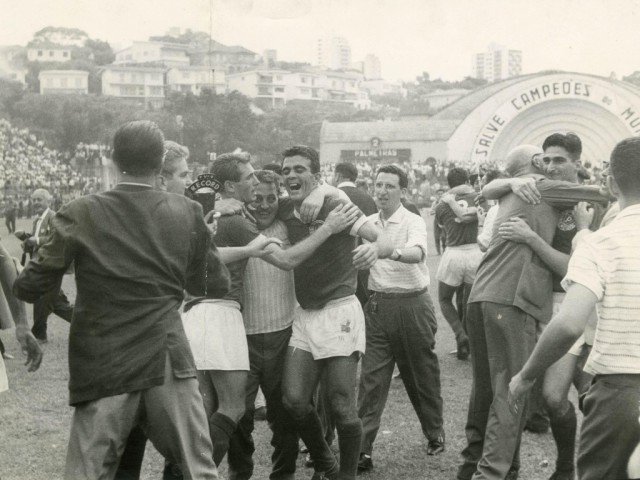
[23, 237, 37, 251]
[352, 243, 379, 270]
[247, 236, 283, 258]
[215, 198, 244, 216]
[498, 217, 536, 244]
[323, 203, 360, 234]
[510, 178, 541, 205]
[204, 210, 221, 236]
[441, 193, 456, 205]
[300, 186, 325, 223]
[574, 202, 594, 231]
[508, 372, 535, 416]
[15, 324, 43, 372]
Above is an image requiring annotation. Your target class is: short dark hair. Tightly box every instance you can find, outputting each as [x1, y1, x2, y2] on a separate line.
[282, 145, 320, 174]
[447, 167, 469, 188]
[334, 162, 358, 182]
[210, 152, 252, 184]
[376, 164, 408, 188]
[484, 169, 504, 185]
[542, 133, 582, 160]
[610, 137, 640, 195]
[162, 140, 189, 177]
[255, 169, 281, 189]
[112, 121, 165, 175]
[262, 163, 283, 175]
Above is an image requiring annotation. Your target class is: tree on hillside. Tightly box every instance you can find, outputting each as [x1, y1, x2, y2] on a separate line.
[0, 79, 25, 118]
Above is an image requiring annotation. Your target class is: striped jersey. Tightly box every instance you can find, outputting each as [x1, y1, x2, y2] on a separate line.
[562, 203, 640, 375]
[242, 220, 296, 334]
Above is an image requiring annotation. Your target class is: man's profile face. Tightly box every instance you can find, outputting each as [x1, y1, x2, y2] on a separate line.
[542, 146, 579, 182]
[374, 172, 404, 211]
[282, 155, 319, 203]
[31, 192, 50, 215]
[232, 162, 259, 204]
[251, 182, 279, 230]
[165, 158, 192, 195]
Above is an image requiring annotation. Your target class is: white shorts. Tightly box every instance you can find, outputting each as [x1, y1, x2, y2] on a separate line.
[182, 300, 249, 371]
[289, 295, 365, 360]
[436, 244, 483, 286]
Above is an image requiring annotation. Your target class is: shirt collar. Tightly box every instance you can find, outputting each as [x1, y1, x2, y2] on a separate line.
[337, 181, 356, 189]
[40, 207, 51, 219]
[117, 182, 154, 188]
[375, 204, 406, 225]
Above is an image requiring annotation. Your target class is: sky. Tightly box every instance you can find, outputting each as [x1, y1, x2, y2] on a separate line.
[3, 0, 640, 82]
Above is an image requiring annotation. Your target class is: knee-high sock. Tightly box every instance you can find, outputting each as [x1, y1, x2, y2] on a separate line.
[336, 420, 363, 480]
[209, 412, 237, 466]
[550, 402, 577, 472]
[294, 409, 337, 473]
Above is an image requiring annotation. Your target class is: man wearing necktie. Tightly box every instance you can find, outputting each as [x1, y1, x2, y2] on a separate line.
[24, 188, 73, 342]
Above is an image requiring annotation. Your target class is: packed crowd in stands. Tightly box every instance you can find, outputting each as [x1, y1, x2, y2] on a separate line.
[0, 119, 103, 218]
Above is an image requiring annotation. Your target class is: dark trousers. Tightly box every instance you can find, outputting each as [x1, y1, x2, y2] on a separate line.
[358, 291, 443, 455]
[5, 215, 15, 234]
[228, 327, 298, 480]
[458, 302, 536, 480]
[578, 374, 640, 480]
[31, 288, 73, 340]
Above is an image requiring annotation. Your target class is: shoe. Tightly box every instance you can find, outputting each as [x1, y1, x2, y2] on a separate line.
[505, 466, 519, 480]
[456, 338, 470, 360]
[357, 453, 373, 472]
[524, 418, 550, 434]
[2, 352, 14, 360]
[548, 470, 574, 480]
[311, 462, 339, 480]
[427, 435, 445, 455]
[254, 405, 267, 422]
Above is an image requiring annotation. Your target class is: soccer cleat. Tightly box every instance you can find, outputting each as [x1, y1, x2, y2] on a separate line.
[427, 435, 445, 455]
[357, 453, 373, 472]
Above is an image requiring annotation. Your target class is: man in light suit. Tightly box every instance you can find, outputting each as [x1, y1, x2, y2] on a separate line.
[23, 188, 73, 342]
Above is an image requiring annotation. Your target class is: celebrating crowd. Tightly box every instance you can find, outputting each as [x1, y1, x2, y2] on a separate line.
[0, 119, 639, 480]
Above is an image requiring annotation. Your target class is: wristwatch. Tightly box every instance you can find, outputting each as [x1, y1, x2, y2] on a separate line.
[391, 248, 402, 261]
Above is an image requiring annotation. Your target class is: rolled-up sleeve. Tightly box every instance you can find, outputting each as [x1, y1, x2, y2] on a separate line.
[406, 214, 429, 258]
[561, 239, 605, 301]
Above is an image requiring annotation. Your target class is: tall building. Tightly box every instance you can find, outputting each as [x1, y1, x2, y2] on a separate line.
[316, 36, 351, 70]
[363, 54, 381, 80]
[472, 43, 522, 82]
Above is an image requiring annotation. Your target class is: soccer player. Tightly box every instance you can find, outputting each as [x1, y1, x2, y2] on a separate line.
[278, 145, 392, 480]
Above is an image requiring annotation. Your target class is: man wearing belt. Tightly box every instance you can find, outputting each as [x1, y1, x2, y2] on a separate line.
[357, 164, 445, 473]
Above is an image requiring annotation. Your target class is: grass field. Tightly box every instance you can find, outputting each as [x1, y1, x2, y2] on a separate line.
[1, 214, 564, 480]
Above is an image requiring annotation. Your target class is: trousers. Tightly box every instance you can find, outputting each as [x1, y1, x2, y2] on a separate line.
[358, 291, 443, 454]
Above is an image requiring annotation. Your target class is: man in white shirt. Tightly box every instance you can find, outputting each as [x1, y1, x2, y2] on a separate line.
[357, 165, 445, 473]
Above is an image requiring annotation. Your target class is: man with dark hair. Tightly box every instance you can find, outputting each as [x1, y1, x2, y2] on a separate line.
[509, 136, 640, 480]
[457, 145, 607, 480]
[332, 162, 358, 185]
[434, 167, 481, 360]
[278, 145, 392, 480]
[14, 120, 221, 479]
[183, 152, 359, 469]
[357, 164, 444, 473]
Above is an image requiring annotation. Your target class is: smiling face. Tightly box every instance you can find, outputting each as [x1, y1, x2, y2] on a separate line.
[281, 155, 320, 203]
[251, 181, 279, 230]
[31, 190, 51, 215]
[543, 146, 579, 182]
[374, 172, 404, 213]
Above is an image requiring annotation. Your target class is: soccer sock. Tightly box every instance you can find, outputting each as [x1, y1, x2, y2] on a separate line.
[550, 402, 577, 472]
[336, 420, 363, 480]
[295, 408, 338, 473]
[209, 412, 237, 466]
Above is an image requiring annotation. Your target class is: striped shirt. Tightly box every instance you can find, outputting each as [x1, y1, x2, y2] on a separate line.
[562, 203, 640, 375]
[242, 220, 296, 334]
[367, 205, 430, 293]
